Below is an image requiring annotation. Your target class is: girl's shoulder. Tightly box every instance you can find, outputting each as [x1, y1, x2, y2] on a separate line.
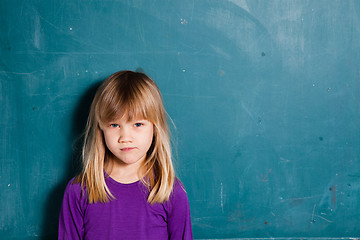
[62, 177, 87, 203]
[59, 177, 88, 226]
[169, 178, 189, 204]
[66, 177, 82, 189]
[173, 178, 187, 193]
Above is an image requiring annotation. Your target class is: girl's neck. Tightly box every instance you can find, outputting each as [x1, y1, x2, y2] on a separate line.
[104, 157, 142, 184]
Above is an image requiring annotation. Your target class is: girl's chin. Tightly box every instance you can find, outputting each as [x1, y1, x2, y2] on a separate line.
[111, 157, 145, 166]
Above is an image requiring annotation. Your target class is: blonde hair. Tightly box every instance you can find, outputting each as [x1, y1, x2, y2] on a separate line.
[76, 70, 175, 204]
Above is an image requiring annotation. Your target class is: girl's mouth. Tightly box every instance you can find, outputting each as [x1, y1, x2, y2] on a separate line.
[121, 147, 135, 152]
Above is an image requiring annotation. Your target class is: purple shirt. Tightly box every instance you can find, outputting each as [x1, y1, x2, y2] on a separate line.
[58, 176, 192, 240]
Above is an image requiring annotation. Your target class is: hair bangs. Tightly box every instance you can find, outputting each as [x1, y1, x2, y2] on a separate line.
[97, 79, 157, 126]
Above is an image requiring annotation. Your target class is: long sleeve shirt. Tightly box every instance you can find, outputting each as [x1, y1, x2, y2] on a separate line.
[58, 176, 193, 240]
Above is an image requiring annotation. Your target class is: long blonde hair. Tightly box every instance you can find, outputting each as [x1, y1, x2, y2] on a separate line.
[76, 70, 175, 204]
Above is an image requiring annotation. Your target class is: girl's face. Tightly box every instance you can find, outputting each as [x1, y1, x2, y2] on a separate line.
[102, 117, 154, 169]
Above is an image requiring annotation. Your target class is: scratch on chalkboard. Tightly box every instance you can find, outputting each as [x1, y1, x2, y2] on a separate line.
[314, 214, 334, 223]
[280, 195, 321, 202]
[163, 93, 216, 99]
[220, 182, 224, 213]
[36, 15, 107, 52]
[311, 202, 335, 224]
[261, 168, 272, 182]
[240, 102, 255, 121]
[0, 70, 39, 75]
[330, 185, 336, 209]
[38, 14, 62, 32]
[311, 204, 316, 222]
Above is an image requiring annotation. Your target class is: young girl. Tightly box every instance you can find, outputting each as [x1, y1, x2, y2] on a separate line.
[59, 71, 193, 239]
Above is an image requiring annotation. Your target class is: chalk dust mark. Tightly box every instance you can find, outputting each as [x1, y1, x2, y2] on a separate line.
[180, 18, 188, 25]
[228, 0, 250, 12]
[280, 157, 291, 163]
[33, 14, 41, 49]
[190, 0, 195, 20]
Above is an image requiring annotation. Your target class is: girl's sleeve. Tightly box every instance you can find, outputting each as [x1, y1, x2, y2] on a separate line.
[167, 180, 193, 240]
[58, 179, 85, 240]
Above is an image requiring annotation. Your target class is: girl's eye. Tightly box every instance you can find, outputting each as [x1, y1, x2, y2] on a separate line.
[134, 123, 143, 127]
[110, 124, 119, 128]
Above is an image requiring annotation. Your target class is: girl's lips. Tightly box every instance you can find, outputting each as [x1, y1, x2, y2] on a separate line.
[120, 147, 135, 152]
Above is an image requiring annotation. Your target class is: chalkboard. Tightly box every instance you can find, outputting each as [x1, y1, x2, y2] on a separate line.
[1, 0, 359, 239]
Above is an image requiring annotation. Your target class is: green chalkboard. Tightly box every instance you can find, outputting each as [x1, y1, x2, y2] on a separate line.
[1, 0, 360, 239]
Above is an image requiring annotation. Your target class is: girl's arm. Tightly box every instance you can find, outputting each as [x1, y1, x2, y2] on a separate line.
[58, 179, 85, 240]
[167, 179, 193, 240]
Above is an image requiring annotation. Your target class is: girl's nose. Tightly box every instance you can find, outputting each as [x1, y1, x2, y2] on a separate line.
[118, 127, 132, 143]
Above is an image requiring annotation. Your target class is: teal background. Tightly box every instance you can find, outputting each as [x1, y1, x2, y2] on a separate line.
[1, 0, 360, 239]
